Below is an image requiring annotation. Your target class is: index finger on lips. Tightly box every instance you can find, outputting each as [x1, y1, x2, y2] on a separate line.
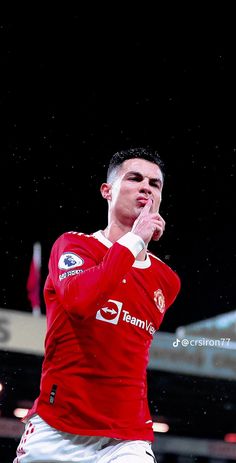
[138, 198, 153, 217]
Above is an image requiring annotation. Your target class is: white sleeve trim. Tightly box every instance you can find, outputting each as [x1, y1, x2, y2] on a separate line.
[117, 232, 145, 258]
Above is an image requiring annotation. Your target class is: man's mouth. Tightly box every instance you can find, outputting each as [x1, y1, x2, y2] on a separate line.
[136, 197, 150, 206]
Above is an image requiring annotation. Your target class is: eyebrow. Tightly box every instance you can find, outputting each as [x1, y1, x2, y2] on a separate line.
[125, 171, 163, 186]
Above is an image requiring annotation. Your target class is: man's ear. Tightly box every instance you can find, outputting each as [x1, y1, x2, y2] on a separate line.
[100, 183, 112, 200]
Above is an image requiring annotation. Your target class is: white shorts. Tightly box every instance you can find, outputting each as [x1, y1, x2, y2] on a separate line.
[14, 414, 157, 463]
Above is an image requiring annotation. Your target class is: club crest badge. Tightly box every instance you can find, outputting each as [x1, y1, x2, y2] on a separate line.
[154, 289, 165, 313]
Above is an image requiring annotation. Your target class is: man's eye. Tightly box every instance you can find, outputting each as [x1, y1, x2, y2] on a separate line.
[129, 177, 140, 181]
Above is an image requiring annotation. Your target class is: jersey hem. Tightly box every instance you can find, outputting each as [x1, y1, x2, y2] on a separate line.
[30, 410, 154, 442]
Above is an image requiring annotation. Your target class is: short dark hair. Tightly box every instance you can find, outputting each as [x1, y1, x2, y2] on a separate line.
[107, 147, 165, 182]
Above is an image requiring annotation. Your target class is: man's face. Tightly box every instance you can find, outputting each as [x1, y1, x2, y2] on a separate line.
[106, 158, 163, 226]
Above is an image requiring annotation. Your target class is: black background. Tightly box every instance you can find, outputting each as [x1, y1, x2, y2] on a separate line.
[1, 11, 236, 333]
[1, 10, 236, 461]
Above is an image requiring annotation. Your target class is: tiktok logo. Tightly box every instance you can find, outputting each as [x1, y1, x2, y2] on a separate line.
[173, 338, 180, 347]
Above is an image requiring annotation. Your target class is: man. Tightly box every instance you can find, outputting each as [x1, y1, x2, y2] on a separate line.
[14, 147, 181, 462]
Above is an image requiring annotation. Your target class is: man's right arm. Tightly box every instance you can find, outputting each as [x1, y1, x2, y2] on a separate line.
[48, 232, 144, 319]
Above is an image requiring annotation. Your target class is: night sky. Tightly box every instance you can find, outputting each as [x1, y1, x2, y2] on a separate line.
[1, 14, 236, 333]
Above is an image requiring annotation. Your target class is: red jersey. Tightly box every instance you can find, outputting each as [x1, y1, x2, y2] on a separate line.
[26, 230, 180, 441]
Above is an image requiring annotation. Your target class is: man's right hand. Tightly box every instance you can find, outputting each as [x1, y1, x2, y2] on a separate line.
[132, 198, 165, 245]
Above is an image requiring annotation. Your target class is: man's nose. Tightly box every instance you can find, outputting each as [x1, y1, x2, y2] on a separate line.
[139, 180, 152, 194]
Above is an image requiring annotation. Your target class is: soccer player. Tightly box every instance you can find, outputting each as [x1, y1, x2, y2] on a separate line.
[14, 147, 181, 462]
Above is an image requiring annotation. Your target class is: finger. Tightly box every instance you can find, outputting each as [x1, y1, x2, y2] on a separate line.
[153, 214, 165, 229]
[150, 216, 165, 228]
[152, 231, 161, 241]
[138, 198, 153, 217]
[152, 227, 163, 241]
[151, 218, 166, 241]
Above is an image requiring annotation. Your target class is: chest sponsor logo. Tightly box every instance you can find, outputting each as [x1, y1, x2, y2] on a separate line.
[96, 300, 123, 325]
[96, 301, 156, 335]
[154, 289, 165, 313]
[58, 252, 84, 270]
